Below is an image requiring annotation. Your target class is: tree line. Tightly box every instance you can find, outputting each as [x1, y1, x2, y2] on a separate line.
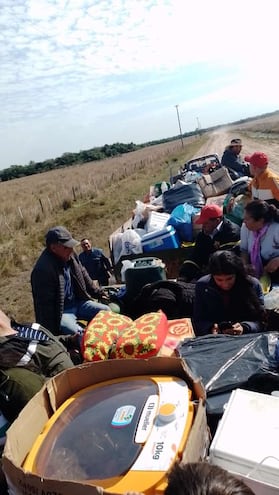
[0, 142, 139, 182]
[1, 109, 278, 182]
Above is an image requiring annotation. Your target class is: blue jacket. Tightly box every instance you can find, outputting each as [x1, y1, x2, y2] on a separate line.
[193, 274, 265, 336]
[79, 248, 112, 285]
[221, 148, 249, 178]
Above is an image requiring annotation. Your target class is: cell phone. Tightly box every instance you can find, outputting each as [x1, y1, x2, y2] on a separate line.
[218, 321, 233, 332]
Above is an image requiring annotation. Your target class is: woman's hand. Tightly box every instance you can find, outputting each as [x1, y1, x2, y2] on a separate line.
[265, 257, 279, 274]
[211, 323, 219, 334]
[222, 323, 243, 335]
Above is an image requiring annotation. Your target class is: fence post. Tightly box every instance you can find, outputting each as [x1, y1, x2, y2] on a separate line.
[38, 198, 44, 213]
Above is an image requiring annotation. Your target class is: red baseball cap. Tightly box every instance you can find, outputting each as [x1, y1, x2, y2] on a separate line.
[244, 152, 268, 168]
[195, 204, 223, 224]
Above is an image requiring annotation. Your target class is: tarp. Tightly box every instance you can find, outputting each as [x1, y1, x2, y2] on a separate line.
[178, 332, 279, 396]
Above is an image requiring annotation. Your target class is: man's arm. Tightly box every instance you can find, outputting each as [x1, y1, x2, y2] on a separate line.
[31, 265, 59, 332]
[78, 260, 104, 298]
[270, 177, 279, 201]
[193, 281, 215, 336]
[0, 310, 17, 336]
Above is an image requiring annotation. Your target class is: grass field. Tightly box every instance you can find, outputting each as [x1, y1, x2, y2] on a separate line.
[0, 134, 207, 321]
[2, 112, 279, 323]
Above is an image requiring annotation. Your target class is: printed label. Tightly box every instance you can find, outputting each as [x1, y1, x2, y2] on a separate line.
[131, 379, 189, 471]
[135, 395, 159, 443]
[111, 405, 136, 428]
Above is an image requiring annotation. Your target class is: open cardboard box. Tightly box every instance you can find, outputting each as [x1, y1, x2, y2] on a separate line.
[3, 357, 209, 495]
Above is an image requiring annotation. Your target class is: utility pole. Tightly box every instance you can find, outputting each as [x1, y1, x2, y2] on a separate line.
[175, 104, 184, 148]
[196, 116, 201, 137]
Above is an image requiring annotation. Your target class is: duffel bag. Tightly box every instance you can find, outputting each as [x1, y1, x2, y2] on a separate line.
[163, 182, 205, 213]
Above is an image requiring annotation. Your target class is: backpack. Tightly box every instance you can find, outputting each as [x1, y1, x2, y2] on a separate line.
[131, 280, 196, 319]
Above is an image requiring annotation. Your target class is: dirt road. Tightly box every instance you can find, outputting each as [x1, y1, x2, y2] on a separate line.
[194, 128, 279, 173]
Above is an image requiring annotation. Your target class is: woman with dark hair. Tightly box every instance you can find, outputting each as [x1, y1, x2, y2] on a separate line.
[193, 250, 266, 336]
[240, 199, 279, 282]
[165, 462, 255, 495]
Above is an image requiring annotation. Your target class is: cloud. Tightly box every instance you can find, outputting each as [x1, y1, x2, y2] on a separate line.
[0, 0, 279, 167]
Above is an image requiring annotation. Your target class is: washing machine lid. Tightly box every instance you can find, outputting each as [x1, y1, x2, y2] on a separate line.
[34, 378, 157, 481]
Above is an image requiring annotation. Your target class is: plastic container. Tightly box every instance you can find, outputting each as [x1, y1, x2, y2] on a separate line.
[210, 388, 279, 490]
[141, 226, 179, 253]
[124, 257, 166, 298]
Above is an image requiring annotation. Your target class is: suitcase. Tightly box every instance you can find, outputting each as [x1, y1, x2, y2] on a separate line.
[162, 182, 205, 213]
[125, 257, 166, 299]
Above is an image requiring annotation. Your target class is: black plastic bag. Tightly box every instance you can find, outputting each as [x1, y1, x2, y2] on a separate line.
[178, 332, 279, 396]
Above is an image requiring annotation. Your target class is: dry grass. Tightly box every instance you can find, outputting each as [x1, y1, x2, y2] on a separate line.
[232, 113, 279, 139]
[0, 134, 207, 322]
[4, 112, 279, 323]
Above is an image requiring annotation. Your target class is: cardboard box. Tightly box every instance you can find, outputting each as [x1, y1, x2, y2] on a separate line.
[160, 319, 195, 357]
[3, 357, 209, 495]
[198, 168, 233, 198]
[146, 211, 170, 233]
[205, 194, 227, 208]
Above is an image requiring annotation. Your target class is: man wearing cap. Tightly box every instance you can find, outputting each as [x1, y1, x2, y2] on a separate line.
[191, 204, 241, 269]
[221, 138, 250, 179]
[245, 152, 279, 208]
[31, 226, 110, 336]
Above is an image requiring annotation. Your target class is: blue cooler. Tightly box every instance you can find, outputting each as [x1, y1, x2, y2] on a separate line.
[141, 226, 179, 253]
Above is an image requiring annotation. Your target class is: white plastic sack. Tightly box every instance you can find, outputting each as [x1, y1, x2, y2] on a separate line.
[131, 200, 146, 229]
[119, 229, 143, 259]
[264, 288, 279, 310]
[111, 232, 123, 265]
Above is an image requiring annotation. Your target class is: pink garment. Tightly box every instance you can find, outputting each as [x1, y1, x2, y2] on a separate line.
[250, 224, 269, 278]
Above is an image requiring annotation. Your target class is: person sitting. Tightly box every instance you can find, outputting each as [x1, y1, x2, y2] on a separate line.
[31, 226, 110, 337]
[0, 308, 74, 377]
[79, 238, 113, 287]
[165, 462, 255, 495]
[0, 307, 75, 435]
[244, 152, 279, 208]
[192, 204, 240, 270]
[221, 138, 250, 179]
[241, 199, 279, 283]
[193, 250, 266, 336]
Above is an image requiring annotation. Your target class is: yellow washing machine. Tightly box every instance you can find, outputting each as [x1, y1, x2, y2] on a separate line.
[24, 375, 194, 494]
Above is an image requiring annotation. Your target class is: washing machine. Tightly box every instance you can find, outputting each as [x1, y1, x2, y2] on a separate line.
[24, 375, 194, 494]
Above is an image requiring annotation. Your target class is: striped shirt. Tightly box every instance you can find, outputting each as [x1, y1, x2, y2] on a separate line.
[12, 322, 50, 341]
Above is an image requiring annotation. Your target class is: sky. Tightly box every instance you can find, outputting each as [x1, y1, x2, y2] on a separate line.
[1, 0, 279, 169]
